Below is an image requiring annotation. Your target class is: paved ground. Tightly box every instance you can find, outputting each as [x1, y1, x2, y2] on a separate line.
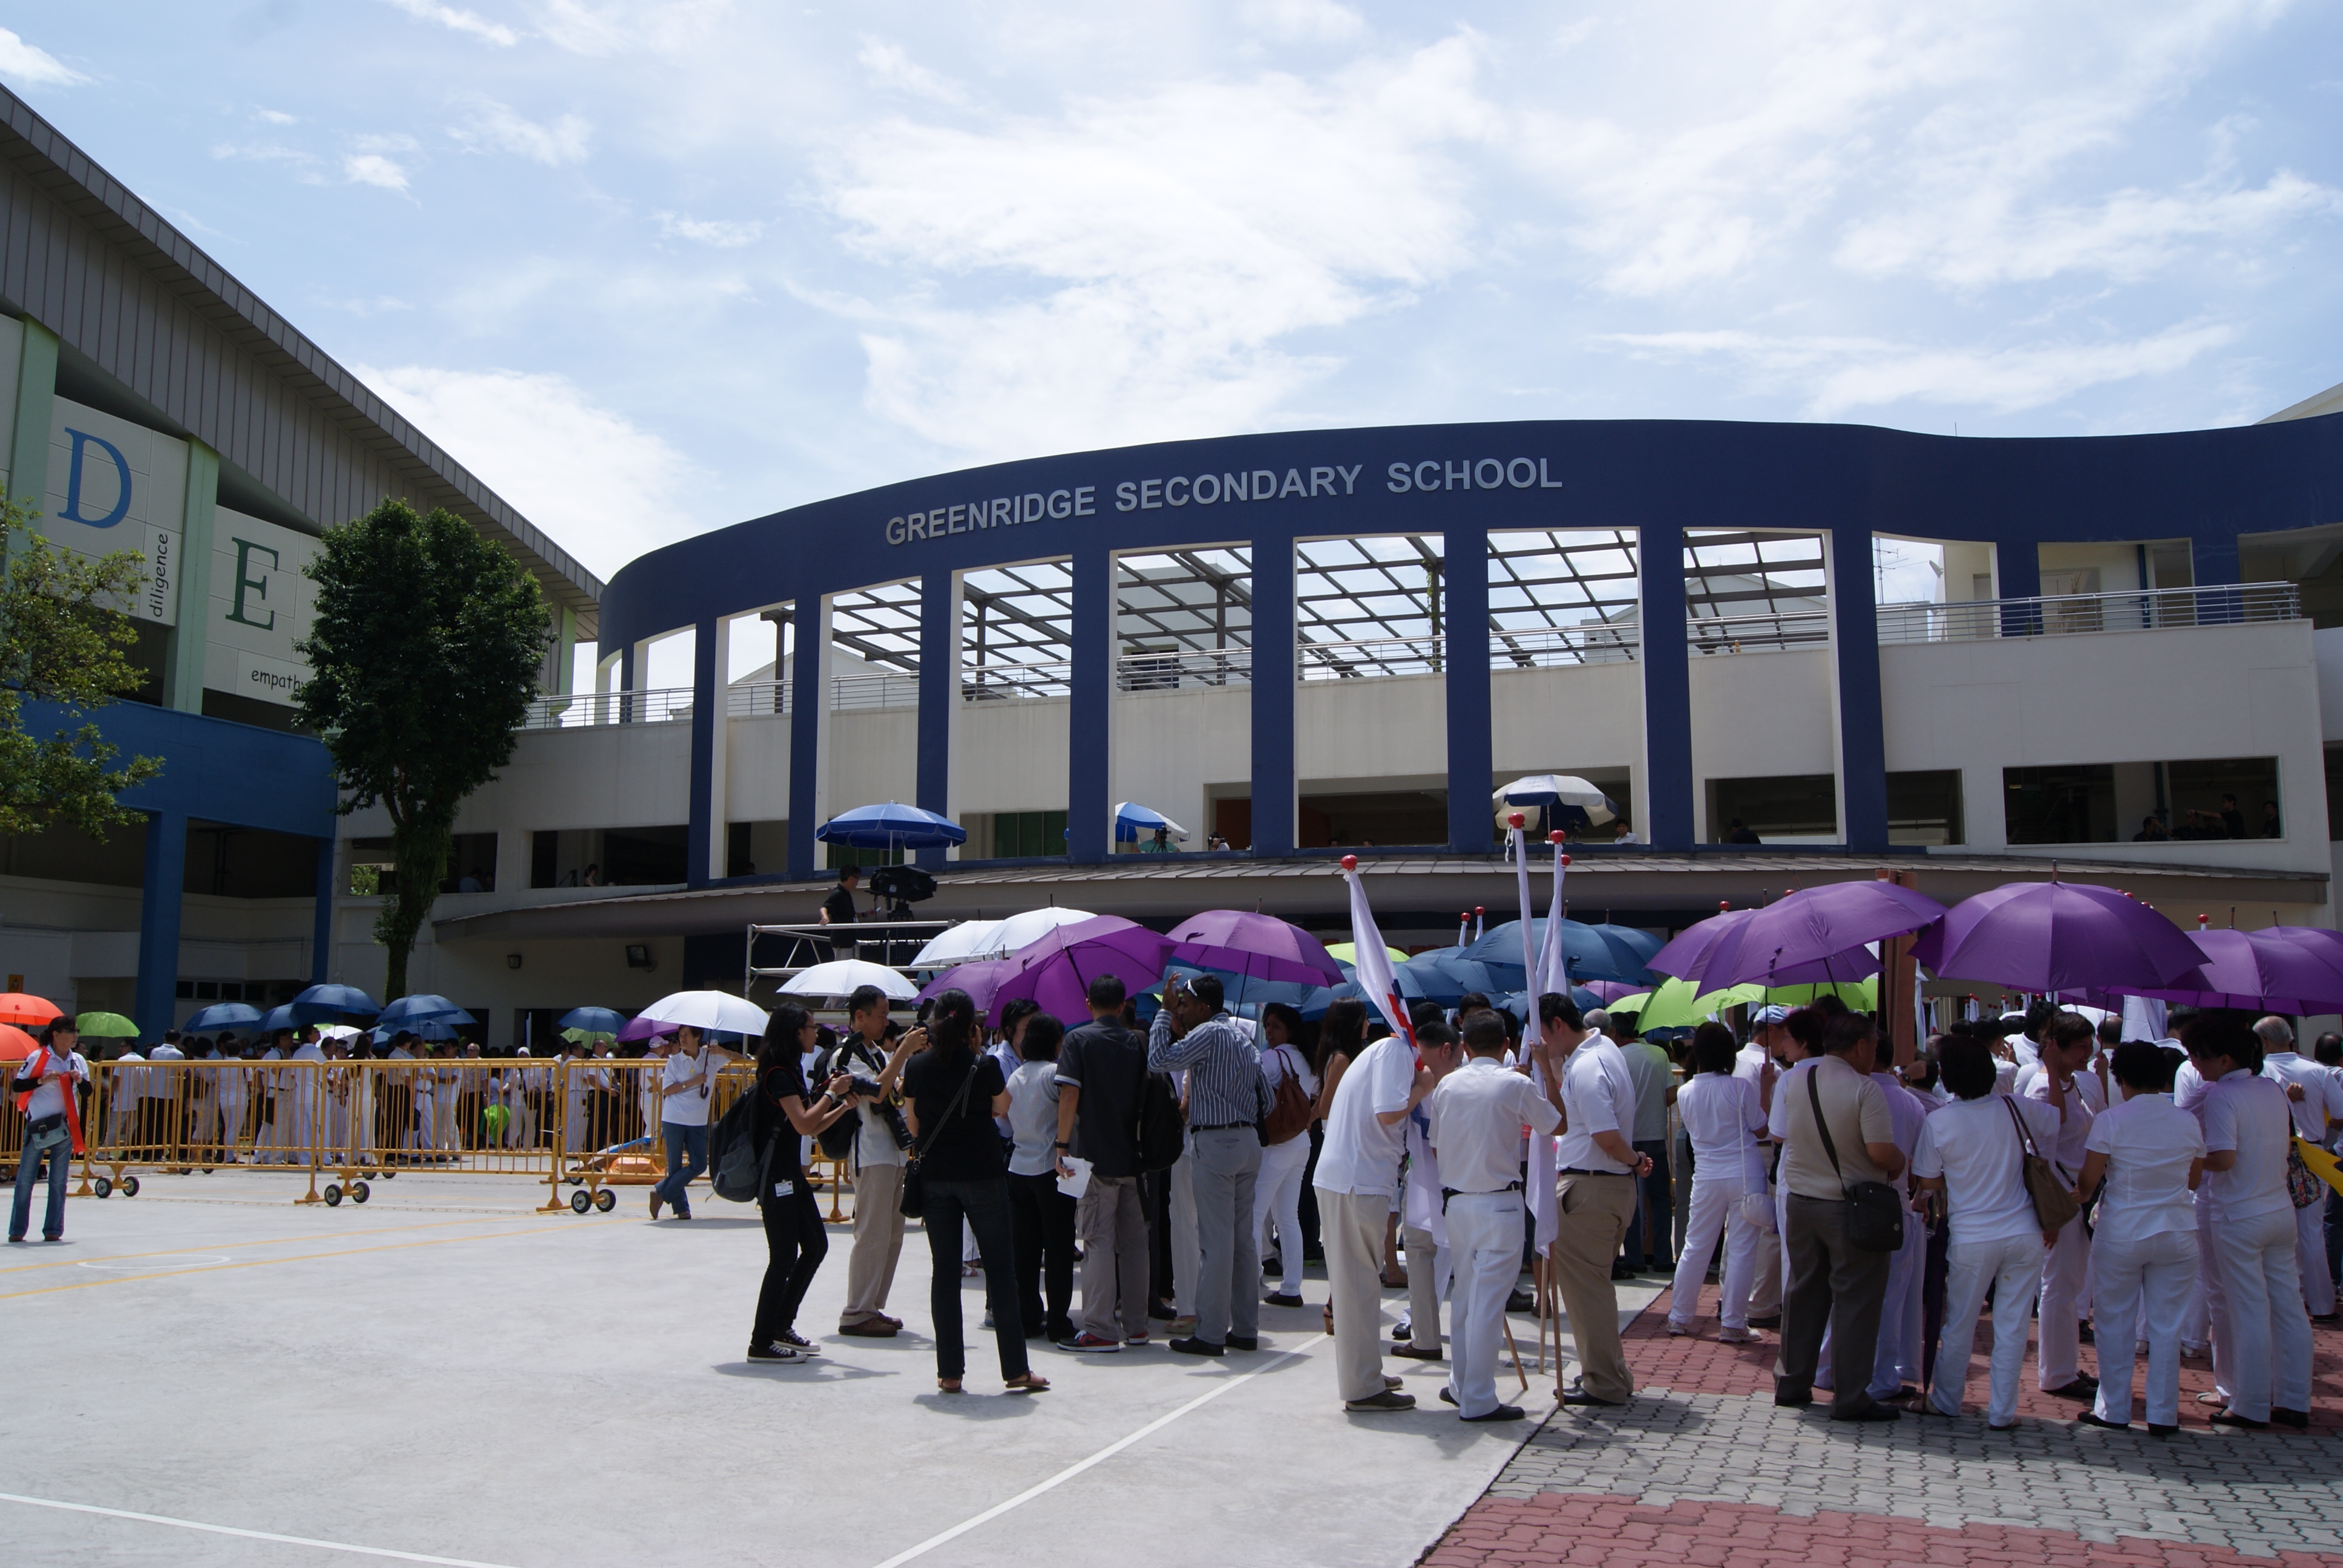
[1426, 1279, 2343, 1567]
[0, 1166, 1659, 1568]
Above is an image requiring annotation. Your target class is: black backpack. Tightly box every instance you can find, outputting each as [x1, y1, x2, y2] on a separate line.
[709, 1085, 774, 1203]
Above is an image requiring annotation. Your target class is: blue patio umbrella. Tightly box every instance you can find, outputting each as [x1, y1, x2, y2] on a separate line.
[559, 1007, 628, 1034]
[378, 993, 475, 1029]
[256, 1005, 299, 1034]
[1463, 919, 1656, 985]
[816, 802, 967, 854]
[1399, 950, 1508, 1007]
[373, 1018, 460, 1045]
[1113, 802, 1189, 843]
[289, 982, 381, 1022]
[185, 1002, 263, 1032]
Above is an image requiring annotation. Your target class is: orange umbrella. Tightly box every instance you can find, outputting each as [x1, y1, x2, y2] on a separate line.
[0, 1022, 34, 1060]
[0, 993, 60, 1028]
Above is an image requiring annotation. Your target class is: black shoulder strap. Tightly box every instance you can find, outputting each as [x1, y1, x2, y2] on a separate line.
[911, 1056, 986, 1156]
[1807, 1067, 1844, 1178]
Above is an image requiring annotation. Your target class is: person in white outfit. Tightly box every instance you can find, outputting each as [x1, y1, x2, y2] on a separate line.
[2188, 1012, 2313, 1429]
[1427, 1014, 1562, 1423]
[1732, 1005, 1794, 1325]
[1915, 1033, 2062, 1428]
[214, 1038, 250, 1162]
[2019, 1012, 2103, 1400]
[2076, 1040, 2205, 1436]
[1395, 1025, 1463, 1361]
[1669, 1022, 1769, 1342]
[287, 1028, 326, 1167]
[1253, 1004, 1320, 1309]
[2255, 1016, 2343, 1321]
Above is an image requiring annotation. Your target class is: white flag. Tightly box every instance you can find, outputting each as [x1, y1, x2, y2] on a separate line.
[1344, 860, 1415, 1046]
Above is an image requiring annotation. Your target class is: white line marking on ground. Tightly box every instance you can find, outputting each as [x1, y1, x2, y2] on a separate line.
[0, 1491, 521, 1567]
[867, 1345, 1309, 1568]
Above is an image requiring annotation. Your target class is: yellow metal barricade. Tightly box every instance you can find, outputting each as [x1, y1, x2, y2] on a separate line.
[75, 1059, 315, 1199]
[313, 1058, 562, 1204]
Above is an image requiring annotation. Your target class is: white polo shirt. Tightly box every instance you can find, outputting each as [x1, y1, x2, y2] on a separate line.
[1429, 1055, 1559, 1195]
[2085, 1092, 2203, 1249]
[1314, 1034, 1415, 1198]
[660, 1048, 715, 1128]
[1554, 1037, 1634, 1175]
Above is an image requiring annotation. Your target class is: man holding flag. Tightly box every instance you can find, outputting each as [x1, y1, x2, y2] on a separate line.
[10, 1021, 88, 1244]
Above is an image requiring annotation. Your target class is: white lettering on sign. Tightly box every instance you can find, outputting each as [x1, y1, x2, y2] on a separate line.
[1386, 457, 1564, 493]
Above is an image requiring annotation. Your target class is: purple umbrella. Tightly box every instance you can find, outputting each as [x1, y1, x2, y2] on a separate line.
[989, 916, 1175, 1027]
[1682, 881, 1945, 988]
[1579, 979, 1647, 1002]
[1168, 910, 1345, 986]
[917, 958, 1018, 1011]
[1913, 880, 2204, 993]
[1648, 907, 1753, 980]
[2109, 927, 2343, 1013]
[617, 1014, 663, 1043]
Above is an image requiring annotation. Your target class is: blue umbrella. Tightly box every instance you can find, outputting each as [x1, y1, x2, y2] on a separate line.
[1462, 919, 1655, 985]
[290, 982, 381, 1022]
[1399, 950, 1508, 1007]
[378, 993, 474, 1028]
[373, 1019, 460, 1044]
[559, 1006, 628, 1034]
[1113, 802, 1190, 843]
[815, 802, 967, 851]
[185, 1002, 263, 1031]
[257, 1005, 298, 1034]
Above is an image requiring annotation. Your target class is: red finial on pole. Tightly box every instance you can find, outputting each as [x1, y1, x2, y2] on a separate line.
[1559, 854, 1571, 867]
[1548, 829, 1566, 844]
[1340, 854, 1357, 872]
[1507, 811, 1525, 829]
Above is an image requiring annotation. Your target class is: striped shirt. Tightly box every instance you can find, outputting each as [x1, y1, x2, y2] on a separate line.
[1147, 1010, 1270, 1130]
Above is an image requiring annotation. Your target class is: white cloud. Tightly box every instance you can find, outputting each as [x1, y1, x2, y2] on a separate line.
[452, 99, 592, 165]
[257, 107, 298, 126]
[657, 212, 762, 247]
[820, 33, 1498, 454]
[343, 153, 412, 190]
[857, 38, 966, 105]
[1605, 321, 2240, 417]
[523, 0, 730, 57]
[1242, 0, 1366, 44]
[0, 27, 87, 87]
[381, 0, 520, 47]
[354, 364, 693, 576]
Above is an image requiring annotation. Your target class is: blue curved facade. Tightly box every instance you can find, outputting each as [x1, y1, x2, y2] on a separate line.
[600, 416, 2343, 886]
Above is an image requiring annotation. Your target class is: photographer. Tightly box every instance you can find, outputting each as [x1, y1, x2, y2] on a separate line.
[835, 985, 918, 1338]
[749, 1005, 859, 1363]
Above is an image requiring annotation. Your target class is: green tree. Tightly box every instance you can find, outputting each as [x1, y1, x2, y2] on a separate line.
[297, 499, 550, 1000]
[0, 495, 163, 837]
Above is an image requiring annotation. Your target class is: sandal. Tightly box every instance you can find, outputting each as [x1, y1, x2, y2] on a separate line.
[937, 1377, 963, 1394]
[1006, 1374, 1051, 1394]
[1322, 1303, 1334, 1336]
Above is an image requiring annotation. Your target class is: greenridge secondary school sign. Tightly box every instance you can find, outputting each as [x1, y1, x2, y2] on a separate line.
[880, 454, 1566, 545]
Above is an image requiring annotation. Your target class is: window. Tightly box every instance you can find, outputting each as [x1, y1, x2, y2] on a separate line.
[1886, 771, 1963, 846]
[2003, 764, 2115, 845]
[2005, 757, 2280, 845]
[1706, 776, 1837, 843]
[990, 811, 1067, 859]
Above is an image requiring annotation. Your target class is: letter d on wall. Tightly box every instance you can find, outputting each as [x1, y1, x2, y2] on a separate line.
[61, 428, 134, 529]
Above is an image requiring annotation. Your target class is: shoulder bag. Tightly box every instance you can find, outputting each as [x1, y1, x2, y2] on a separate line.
[1807, 1068, 1905, 1253]
[2002, 1097, 2082, 1232]
[899, 1054, 985, 1220]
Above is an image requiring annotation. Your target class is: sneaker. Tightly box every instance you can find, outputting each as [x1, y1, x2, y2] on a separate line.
[1170, 1315, 1198, 1336]
[747, 1342, 804, 1364]
[1121, 1333, 1151, 1347]
[1665, 1322, 1691, 1337]
[1717, 1328, 1760, 1344]
[774, 1327, 819, 1354]
[1062, 1332, 1121, 1353]
[1345, 1390, 1417, 1413]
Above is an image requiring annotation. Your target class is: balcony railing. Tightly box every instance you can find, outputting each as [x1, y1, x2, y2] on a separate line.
[1877, 582, 2301, 644]
[1686, 610, 1832, 656]
[520, 687, 693, 730]
[1492, 623, 1641, 668]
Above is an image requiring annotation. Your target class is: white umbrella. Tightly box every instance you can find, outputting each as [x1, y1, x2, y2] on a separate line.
[781, 959, 919, 1001]
[637, 990, 772, 1034]
[1492, 774, 1618, 828]
[989, 906, 1098, 956]
[317, 1024, 364, 1042]
[912, 920, 1006, 969]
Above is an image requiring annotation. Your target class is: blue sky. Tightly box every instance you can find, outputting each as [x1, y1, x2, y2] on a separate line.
[5, 1, 2341, 600]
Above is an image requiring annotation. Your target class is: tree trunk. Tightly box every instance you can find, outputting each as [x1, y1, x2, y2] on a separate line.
[375, 812, 453, 1002]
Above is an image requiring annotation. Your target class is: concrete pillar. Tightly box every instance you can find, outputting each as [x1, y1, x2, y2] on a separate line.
[1829, 524, 1888, 851]
[787, 596, 833, 880]
[915, 570, 962, 867]
[687, 615, 730, 886]
[135, 810, 188, 1040]
[1443, 522, 1492, 852]
[1249, 534, 1295, 858]
[1067, 544, 1113, 863]
[1639, 524, 1694, 850]
[163, 440, 219, 713]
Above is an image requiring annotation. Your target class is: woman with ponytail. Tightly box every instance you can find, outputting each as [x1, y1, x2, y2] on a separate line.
[747, 1003, 857, 1364]
[902, 988, 1049, 1394]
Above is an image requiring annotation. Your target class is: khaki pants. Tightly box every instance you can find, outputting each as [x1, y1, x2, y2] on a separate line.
[1316, 1186, 1392, 1403]
[1551, 1172, 1638, 1403]
[1076, 1174, 1152, 1341]
[841, 1159, 906, 1327]
[1748, 1177, 1783, 1316]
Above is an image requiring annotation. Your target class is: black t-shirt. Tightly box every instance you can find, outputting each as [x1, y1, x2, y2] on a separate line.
[901, 1049, 1007, 1182]
[1057, 1019, 1147, 1178]
[822, 887, 858, 926]
[755, 1057, 808, 1186]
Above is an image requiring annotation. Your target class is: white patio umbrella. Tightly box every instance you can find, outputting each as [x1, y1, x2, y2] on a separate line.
[988, 906, 1098, 956]
[637, 990, 772, 1034]
[911, 919, 1006, 969]
[1492, 774, 1619, 828]
[780, 959, 919, 1001]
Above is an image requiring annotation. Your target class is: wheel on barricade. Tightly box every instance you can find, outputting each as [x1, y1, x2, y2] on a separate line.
[566, 1175, 583, 1186]
[379, 1169, 395, 1178]
[120, 1175, 140, 1198]
[570, 1190, 592, 1214]
[93, 1177, 112, 1198]
[323, 1184, 342, 1206]
[594, 1189, 617, 1213]
[352, 1181, 371, 1203]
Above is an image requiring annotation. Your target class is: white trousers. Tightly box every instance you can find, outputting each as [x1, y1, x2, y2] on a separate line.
[1254, 1135, 1311, 1296]
[217, 1095, 247, 1158]
[1746, 1177, 1782, 1316]
[2296, 1200, 2335, 1319]
[2210, 1206, 2314, 1422]
[2035, 1210, 2090, 1391]
[1668, 1176, 1761, 1331]
[1167, 1148, 1199, 1316]
[2201, 1200, 2234, 1399]
[1932, 1233, 2046, 1426]
[1444, 1192, 1525, 1419]
[2089, 1229, 2196, 1427]
[1401, 1223, 1453, 1351]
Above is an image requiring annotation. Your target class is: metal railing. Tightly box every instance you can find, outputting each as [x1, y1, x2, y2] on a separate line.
[1491, 623, 1641, 668]
[1877, 582, 2301, 644]
[1687, 609, 1833, 656]
[726, 681, 791, 717]
[520, 687, 694, 730]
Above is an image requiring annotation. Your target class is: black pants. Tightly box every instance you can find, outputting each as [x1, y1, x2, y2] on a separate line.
[752, 1177, 828, 1346]
[1008, 1169, 1077, 1341]
[1619, 1137, 1676, 1268]
[923, 1176, 1027, 1382]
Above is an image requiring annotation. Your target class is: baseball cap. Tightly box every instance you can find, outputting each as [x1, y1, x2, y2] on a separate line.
[1749, 1005, 1791, 1026]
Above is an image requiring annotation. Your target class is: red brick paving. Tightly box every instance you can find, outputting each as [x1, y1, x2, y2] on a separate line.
[1421, 1493, 2343, 1568]
[1634, 1280, 2343, 1432]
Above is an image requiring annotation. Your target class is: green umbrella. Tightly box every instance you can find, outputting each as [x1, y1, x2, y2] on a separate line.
[75, 1011, 140, 1037]
[1766, 978, 1878, 1010]
[561, 1027, 615, 1045]
[1627, 978, 1766, 1031]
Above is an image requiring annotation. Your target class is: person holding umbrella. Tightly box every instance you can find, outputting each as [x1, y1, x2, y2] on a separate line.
[10, 1020, 87, 1243]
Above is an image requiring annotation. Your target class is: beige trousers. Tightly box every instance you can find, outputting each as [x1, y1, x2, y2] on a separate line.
[1317, 1186, 1394, 1402]
[841, 1159, 906, 1326]
[1551, 1172, 1638, 1403]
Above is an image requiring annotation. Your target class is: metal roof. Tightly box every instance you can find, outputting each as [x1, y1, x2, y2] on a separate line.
[0, 83, 601, 626]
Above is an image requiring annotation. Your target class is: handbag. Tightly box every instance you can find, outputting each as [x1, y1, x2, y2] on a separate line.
[899, 1054, 985, 1220]
[1807, 1070, 1905, 1253]
[2287, 1138, 2323, 1210]
[2002, 1097, 2083, 1233]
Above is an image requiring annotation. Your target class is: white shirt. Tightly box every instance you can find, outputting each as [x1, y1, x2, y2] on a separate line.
[16, 1047, 88, 1121]
[1314, 1035, 1415, 1198]
[2085, 1092, 2203, 1249]
[1260, 1042, 1319, 1102]
[1677, 1073, 1766, 1187]
[1555, 1038, 1634, 1174]
[659, 1048, 715, 1127]
[1622, 1040, 1673, 1145]
[2017, 1063, 2102, 1181]
[144, 1041, 183, 1097]
[1429, 1056, 1559, 1194]
[1004, 1059, 1060, 1177]
[1912, 1094, 2063, 1246]
[2262, 1051, 2343, 1143]
[839, 1035, 906, 1169]
[2200, 1068, 2295, 1223]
